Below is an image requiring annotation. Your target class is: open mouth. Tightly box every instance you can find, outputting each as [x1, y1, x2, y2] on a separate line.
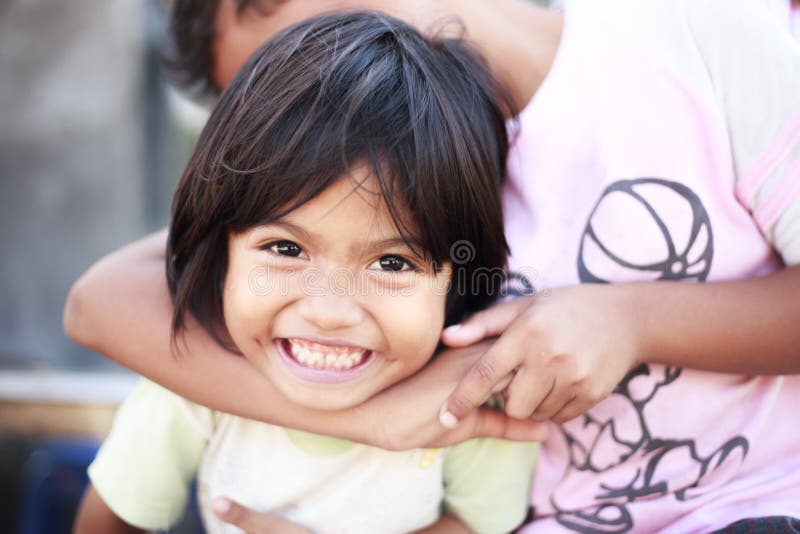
[275, 338, 376, 384]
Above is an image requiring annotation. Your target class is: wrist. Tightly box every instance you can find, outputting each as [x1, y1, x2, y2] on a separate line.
[339, 402, 381, 446]
[615, 282, 652, 369]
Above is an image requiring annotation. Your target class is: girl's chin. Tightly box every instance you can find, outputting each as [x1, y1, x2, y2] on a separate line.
[276, 381, 374, 412]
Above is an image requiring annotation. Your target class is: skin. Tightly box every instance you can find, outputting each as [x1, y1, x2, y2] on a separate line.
[73, 486, 145, 534]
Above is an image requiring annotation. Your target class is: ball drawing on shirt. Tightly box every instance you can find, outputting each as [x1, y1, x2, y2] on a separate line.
[577, 178, 713, 284]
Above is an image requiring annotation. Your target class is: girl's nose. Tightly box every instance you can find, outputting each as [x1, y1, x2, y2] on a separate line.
[296, 291, 365, 332]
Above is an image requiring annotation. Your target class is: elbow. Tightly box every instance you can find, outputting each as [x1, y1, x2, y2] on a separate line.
[63, 274, 97, 349]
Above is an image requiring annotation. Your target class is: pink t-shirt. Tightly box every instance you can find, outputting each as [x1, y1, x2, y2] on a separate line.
[508, 1, 800, 532]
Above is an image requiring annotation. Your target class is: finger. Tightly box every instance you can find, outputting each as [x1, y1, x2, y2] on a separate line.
[467, 407, 550, 442]
[437, 407, 549, 446]
[503, 366, 553, 420]
[530, 388, 577, 422]
[440, 298, 529, 347]
[551, 396, 594, 424]
[440, 337, 525, 427]
[212, 497, 265, 533]
[491, 372, 514, 394]
[525, 371, 582, 422]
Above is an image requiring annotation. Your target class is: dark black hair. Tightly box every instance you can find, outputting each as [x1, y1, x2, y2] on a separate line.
[167, 11, 512, 341]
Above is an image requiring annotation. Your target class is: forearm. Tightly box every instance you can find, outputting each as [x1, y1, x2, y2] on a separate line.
[628, 264, 800, 373]
[415, 514, 473, 534]
[73, 485, 147, 534]
[64, 228, 168, 353]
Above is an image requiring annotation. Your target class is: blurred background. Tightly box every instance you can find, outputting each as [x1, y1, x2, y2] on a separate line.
[1, 1, 205, 531]
[0, 0, 555, 532]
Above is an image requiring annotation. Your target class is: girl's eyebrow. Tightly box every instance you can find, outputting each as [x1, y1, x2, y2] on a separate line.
[366, 237, 424, 253]
[255, 220, 316, 245]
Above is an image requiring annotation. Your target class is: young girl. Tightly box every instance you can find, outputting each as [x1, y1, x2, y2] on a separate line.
[66, 0, 800, 531]
[74, 12, 537, 534]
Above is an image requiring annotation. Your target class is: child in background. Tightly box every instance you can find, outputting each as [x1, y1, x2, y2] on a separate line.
[73, 12, 537, 534]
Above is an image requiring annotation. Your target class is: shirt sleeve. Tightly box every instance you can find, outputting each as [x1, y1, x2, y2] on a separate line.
[87, 378, 208, 530]
[442, 438, 538, 534]
[686, 0, 800, 265]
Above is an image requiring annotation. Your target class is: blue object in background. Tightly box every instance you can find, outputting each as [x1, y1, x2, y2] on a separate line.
[15, 436, 203, 534]
[17, 437, 99, 534]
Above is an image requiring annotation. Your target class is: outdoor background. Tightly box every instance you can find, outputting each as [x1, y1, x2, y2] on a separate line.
[0, 1, 554, 532]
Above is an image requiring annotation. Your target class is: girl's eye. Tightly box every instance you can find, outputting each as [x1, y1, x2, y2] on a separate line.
[372, 255, 416, 272]
[265, 240, 306, 258]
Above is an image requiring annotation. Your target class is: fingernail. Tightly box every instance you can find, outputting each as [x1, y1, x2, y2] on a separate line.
[443, 324, 462, 335]
[439, 408, 459, 429]
[212, 498, 231, 514]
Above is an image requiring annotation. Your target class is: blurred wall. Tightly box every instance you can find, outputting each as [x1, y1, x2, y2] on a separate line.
[0, 0, 180, 371]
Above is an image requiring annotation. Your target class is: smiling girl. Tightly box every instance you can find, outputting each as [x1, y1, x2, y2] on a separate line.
[73, 12, 537, 534]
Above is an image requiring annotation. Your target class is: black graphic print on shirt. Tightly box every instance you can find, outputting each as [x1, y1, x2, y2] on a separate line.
[578, 178, 713, 283]
[530, 178, 745, 533]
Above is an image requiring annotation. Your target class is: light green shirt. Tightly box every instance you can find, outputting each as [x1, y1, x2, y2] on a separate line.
[90, 379, 538, 533]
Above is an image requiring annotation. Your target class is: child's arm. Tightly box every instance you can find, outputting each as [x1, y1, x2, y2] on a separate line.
[415, 515, 473, 534]
[211, 497, 471, 533]
[211, 498, 313, 534]
[63, 230, 547, 450]
[441, 265, 800, 424]
[73, 485, 146, 534]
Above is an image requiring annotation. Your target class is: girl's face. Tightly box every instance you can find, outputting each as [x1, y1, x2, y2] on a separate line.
[223, 170, 451, 410]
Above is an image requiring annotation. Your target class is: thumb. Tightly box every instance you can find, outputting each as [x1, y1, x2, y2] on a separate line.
[212, 497, 263, 532]
[441, 299, 526, 347]
[213, 497, 312, 534]
[462, 407, 550, 442]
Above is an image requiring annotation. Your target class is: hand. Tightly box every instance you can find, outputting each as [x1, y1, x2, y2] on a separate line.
[355, 340, 549, 450]
[440, 284, 642, 425]
[212, 498, 312, 534]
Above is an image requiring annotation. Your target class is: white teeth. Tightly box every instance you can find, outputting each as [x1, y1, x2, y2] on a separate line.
[286, 339, 368, 371]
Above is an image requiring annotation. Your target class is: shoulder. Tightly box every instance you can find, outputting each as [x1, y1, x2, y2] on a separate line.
[444, 437, 539, 474]
[442, 438, 539, 533]
[121, 377, 218, 439]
